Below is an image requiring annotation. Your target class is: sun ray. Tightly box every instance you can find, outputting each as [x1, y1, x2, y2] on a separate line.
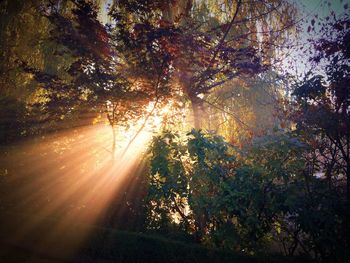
[0, 103, 177, 258]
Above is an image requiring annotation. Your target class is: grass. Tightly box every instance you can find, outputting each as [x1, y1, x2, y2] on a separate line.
[0, 212, 311, 263]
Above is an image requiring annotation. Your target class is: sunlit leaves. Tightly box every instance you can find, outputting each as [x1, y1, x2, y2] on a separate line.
[146, 129, 307, 252]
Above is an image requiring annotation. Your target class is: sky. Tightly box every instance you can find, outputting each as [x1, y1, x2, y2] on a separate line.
[299, 0, 347, 18]
[278, 0, 349, 77]
[97, 0, 114, 24]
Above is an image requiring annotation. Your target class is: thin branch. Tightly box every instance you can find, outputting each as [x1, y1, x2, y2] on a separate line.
[192, 0, 242, 93]
[202, 98, 252, 130]
[121, 60, 165, 155]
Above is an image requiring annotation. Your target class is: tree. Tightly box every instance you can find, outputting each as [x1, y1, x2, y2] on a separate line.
[288, 12, 350, 261]
[109, 0, 297, 128]
[2, 0, 297, 145]
[10, 0, 153, 156]
[147, 129, 306, 252]
[0, 0, 63, 141]
[292, 13, 350, 200]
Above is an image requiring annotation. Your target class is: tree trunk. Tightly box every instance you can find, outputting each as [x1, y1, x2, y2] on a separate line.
[161, 0, 192, 23]
[190, 96, 203, 129]
[347, 163, 350, 202]
[111, 125, 116, 162]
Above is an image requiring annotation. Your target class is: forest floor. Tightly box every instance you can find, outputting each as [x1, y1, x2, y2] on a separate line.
[0, 211, 309, 263]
